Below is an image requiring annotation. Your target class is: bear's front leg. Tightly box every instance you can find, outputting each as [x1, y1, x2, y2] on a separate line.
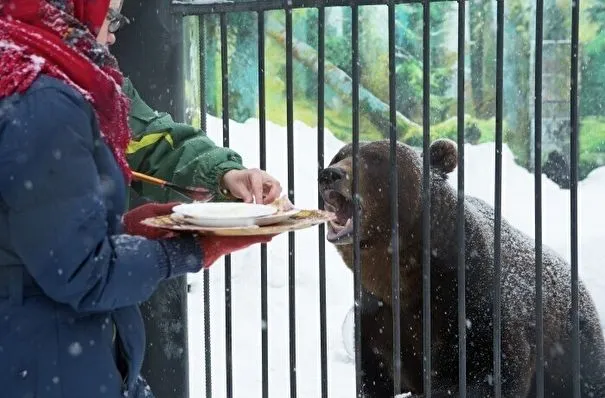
[358, 331, 394, 398]
[499, 324, 535, 397]
[357, 290, 397, 398]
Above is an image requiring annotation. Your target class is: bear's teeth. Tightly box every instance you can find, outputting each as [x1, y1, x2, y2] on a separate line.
[328, 218, 353, 241]
[330, 217, 352, 230]
[329, 220, 345, 231]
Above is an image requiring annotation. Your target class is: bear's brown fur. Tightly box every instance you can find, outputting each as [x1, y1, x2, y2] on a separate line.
[319, 139, 605, 397]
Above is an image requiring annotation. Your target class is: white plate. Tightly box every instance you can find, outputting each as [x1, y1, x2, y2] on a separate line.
[172, 202, 278, 228]
[170, 207, 301, 228]
[254, 208, 301, 226]
[169, 213, 262, 229]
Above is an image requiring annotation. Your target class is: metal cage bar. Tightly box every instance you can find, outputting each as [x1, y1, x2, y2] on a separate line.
[317, 4, 329, 398]
[257, 10, 270, 398]
[172, 0, 457, 16]
[219, 12, 235, 398]
[203, 266, 212, 398]
[421, 0, 432, 395]
[199, 14, 213, 398]
[456, 0, 466, 396]
[167, 2, 588, 397]
[350, 2, 363, 397]
[493, 0, 504, 396]
[570, 0, 581, 395]
[284, 4, 298, 397]
[388, 1, 402, 396]
[534, 0, 545, 396]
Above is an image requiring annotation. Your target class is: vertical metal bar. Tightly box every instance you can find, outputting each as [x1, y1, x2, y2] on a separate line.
[388, 1, 401, 395]
[570, 0, 581, 395]
[285, 4, 297, 398]
[204, 269, 212, 398]
[257, 10, 270, 398]
[494, 1, 504, 397]
[199, 14, 212, 398]
[317, 4, 329, 398]
[351, 2, 363, 398]
[456, 0, 466, 396]
[421, 0, 432, 396]
[219, 12, 234, 398]
[534, 0, 544, 396]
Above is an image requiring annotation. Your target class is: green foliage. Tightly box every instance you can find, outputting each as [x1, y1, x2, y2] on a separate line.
[581, 4, 605, 116]
[579, 117, 605, 179]
[402, 116, 496, 147]
[393, 4, 455, 123]
[503, 0, 531, 168]
[184, 2, 605, 182]
[325, 36, 352, 76]
[581, 117, 605, 154]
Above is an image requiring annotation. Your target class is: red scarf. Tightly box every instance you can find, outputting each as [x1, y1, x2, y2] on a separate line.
[0, 0, 132, 181]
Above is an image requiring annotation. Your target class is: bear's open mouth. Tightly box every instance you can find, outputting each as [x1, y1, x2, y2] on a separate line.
[322, 189, 354, 245]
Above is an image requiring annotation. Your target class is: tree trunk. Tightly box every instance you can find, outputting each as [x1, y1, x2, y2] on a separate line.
[469, 0, 486, 118]
[265, 19, 421, 137]
[228, 12, 258, 122]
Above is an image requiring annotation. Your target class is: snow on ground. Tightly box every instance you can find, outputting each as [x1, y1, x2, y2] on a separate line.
[186, 115, 605, 397]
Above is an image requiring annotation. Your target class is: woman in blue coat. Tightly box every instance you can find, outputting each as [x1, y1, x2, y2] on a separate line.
[0, 1, 273, 397]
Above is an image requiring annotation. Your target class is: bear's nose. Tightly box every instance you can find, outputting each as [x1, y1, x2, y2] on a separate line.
[319, 167, 345, 185]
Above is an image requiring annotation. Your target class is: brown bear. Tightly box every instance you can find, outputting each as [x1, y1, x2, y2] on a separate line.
[318, 139, 605, 397]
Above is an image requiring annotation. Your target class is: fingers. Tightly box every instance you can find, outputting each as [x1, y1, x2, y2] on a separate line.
[263, 181, 281, 204]
[221, 168, 282, 205]
[259, 171, 282, 204]
[249, 169, 264, 204]
[235, 186, 254, 203]
[221, 170, 250, 202]
[227, 180, 253, 203]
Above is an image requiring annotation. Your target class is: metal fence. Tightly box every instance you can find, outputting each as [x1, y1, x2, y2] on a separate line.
[170, 0, 583, 397]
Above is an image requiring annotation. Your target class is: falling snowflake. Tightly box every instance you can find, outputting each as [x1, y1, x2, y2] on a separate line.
[68, 342, 82, 356]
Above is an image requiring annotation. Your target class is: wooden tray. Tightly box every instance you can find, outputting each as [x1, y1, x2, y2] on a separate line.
[141, 209, 336, 236]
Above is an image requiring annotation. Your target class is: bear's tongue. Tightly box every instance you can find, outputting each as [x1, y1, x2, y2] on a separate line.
[327, 217, 353, 242]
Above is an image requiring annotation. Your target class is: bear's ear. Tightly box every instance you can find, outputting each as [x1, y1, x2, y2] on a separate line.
[429, 138, 457, 175]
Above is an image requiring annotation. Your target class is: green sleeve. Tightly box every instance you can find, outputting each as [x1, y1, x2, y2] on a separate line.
[123, 78, 245, 203]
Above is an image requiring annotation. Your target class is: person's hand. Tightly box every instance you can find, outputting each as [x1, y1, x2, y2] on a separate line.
[122, 202, 180, 239]
[221, 169, 282, 205]
[199, 234, 275, 268]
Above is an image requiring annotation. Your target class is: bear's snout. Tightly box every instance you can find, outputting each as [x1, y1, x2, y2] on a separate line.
[318, 167, 346, 186]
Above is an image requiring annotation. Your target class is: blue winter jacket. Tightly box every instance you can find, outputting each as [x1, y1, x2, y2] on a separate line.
[0, 75, 203, 398]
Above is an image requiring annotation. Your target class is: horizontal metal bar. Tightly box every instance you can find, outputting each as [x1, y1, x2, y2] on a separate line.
[171, 0, 457, 15]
